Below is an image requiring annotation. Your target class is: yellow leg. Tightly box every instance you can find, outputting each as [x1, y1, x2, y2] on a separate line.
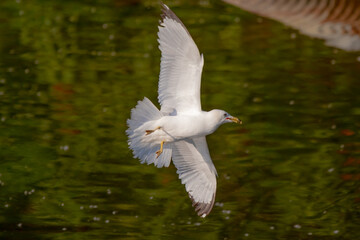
[145, 126, 161, 135]
[156, 141, 165, 158]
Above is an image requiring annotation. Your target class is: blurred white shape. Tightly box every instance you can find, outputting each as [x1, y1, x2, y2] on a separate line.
[294, 224, 301, 229]
[225, 0, 360, 52]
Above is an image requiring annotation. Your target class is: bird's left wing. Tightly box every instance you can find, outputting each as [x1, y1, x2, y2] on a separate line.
[172, 137, 217, 217]
[157, 4, 204, 114]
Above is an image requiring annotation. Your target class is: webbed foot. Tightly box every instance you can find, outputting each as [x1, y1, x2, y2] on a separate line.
[156, 140, 165, 158]
[145, 126, 161, 135]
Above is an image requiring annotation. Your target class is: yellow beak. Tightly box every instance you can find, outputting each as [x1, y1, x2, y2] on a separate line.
[230, 117, 242, 124]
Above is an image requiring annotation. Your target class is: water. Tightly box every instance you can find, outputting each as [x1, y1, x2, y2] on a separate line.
[0, 1, 359, 239]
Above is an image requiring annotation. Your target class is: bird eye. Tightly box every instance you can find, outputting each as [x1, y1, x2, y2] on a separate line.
[223, 113, 227, 117]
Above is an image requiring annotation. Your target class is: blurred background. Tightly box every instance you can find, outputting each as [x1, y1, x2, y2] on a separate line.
[0, 0, 359, 239]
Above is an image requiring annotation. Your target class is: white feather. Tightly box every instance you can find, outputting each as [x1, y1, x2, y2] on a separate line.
[158, 5, 204, 114]
[126, 97, 172, 168]
[172, 137, 216, 205]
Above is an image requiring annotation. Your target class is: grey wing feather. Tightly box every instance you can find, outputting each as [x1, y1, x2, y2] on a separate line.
[172, 137, 217, 217]
[157, 4, 204, 114]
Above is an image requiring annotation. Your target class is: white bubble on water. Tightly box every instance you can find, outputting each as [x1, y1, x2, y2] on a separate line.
[215, 202, 224, 207]
[222, 210, 231, 214]
[294, 224, 301, 229]
[60, 145, 69, 151]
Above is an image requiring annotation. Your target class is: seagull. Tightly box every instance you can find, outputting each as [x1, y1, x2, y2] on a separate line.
[126, 3, 242, 217]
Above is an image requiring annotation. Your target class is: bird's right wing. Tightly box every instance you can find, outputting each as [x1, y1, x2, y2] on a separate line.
[172, 137, 217, 217]
[157, 4, 204, 114]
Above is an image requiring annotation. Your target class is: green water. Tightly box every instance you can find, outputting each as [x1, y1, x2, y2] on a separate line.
[0, 1, 359, 239]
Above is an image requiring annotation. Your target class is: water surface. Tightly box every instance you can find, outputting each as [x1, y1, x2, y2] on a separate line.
[0, 0, 359, 239]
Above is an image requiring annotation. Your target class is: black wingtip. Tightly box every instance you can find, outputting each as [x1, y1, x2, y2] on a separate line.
[159, 2, 192, 37]
[190, 193, 216, 217]
[160, 3, 185, 24]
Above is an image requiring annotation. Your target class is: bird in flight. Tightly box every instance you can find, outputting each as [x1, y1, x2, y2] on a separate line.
[126, 3, 241, 217]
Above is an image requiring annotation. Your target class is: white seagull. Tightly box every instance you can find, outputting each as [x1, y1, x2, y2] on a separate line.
[126, 3, 241, 217]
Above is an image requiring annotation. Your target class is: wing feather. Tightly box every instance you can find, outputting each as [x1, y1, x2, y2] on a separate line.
[172, 137, 217, 217]
[158, 4, 204, 114]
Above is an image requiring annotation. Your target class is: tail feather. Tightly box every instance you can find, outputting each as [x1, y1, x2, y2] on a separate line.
[126, 97, 172, 168]
[127, 97, 163, 132]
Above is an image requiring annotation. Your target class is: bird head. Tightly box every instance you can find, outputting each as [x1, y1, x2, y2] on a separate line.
[210, 109, 242, 125]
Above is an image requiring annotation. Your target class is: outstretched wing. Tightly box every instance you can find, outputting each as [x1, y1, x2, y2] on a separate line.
[172, 137, 217, 217]
[157, 4, 204, 114]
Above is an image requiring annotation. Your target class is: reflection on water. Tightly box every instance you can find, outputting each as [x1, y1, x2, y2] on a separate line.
[225, 0, 360, 51]
[0, 0, 359, 239]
